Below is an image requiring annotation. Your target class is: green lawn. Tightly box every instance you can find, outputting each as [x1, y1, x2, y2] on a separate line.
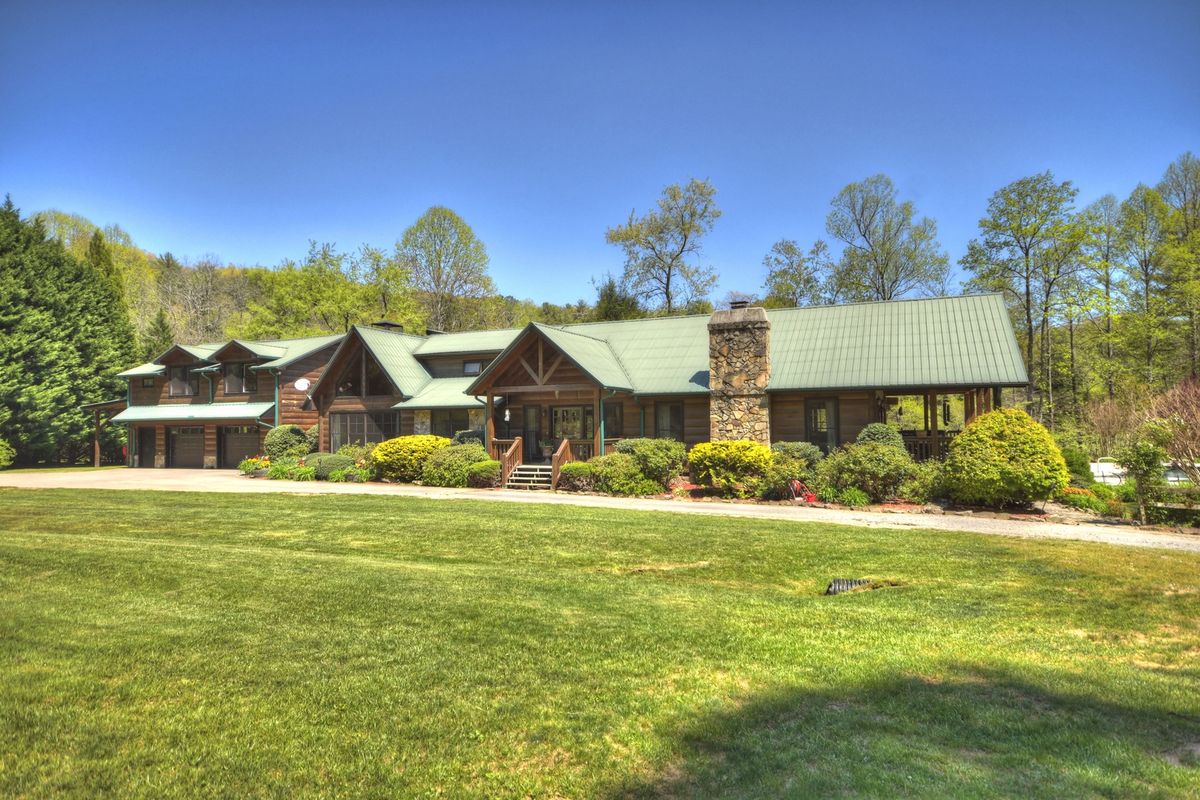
[1, 488, 1198, 798]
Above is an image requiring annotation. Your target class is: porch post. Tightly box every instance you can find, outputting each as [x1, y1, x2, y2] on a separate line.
[486, 393, 495, 453]
[929, 392, 940, 458]
[593, 388, 602, 456]
[964, 390, 975, 424]
[93, 410, 101, 467]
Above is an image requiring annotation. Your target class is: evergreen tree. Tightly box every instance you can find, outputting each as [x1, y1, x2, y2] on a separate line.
[0, 197, 133, 464]
[592, 275, 642, 320]
[140, 307, 175, 362]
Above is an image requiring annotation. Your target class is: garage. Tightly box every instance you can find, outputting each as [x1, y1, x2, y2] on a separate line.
[167, 426, 205, 468]
[220, 425, 261, 468]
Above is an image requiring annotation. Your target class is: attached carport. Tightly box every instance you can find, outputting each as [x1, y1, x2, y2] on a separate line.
[109, 402, 275, 468]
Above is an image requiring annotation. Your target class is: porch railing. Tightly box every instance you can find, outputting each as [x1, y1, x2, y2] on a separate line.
[563, 437, 622, 463]
[900, 431, 957, 461]
[498, 436, 523, 488]
[551, 439, 574, 489]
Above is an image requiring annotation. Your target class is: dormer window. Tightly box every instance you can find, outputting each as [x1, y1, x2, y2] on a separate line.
[224, 363, 257, 395]
[168, 366, 199, 397]
[463, 360, 482, 376]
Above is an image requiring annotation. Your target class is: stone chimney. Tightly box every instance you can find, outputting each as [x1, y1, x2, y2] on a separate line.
[708, 305, 771, 444]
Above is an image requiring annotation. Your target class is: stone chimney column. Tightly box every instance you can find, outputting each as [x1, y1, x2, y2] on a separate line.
[708, 305, 771, 444]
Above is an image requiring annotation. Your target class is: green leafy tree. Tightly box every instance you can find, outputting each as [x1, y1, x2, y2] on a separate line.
[396, 206, 493, 331]
[0, 197, 133, 464]
[606, 178, 720, 314]
[825, 174, 948, 301]
[1118, 184, 1171, 385]
[760, 239, 830, 307]
[592, 274, 642, 320]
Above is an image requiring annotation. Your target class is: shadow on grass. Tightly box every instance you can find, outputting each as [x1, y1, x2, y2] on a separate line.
[610, 665, 1200, 798]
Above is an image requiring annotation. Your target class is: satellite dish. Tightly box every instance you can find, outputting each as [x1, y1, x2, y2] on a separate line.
[294, 378, 311, 392]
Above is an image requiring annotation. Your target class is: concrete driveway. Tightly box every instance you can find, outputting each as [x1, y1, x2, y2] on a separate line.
[2, 467, 1199, 554]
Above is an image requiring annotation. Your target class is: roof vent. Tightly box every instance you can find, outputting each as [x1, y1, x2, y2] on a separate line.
[371, 320, 405, 330]
[729, 298, 750, 310]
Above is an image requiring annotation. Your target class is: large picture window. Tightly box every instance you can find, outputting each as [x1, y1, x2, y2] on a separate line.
[330, 412, 399, 451]
[168, 365, 198, 397]
[337, 351, 392, 397]
[224, 362, 257, 394]
[432, 409, 471, 438]
[655, 402, 684, 441]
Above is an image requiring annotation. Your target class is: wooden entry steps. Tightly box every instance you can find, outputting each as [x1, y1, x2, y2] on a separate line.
[506, 464, 553, 490]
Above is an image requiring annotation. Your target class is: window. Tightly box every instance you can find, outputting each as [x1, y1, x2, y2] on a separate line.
[168, 366, 198, 397]
[141, 377, 155, 388]
[462, 360, 482, 376]
[655, 402, 684, 441]
[432, 409, 471, 438]
[337, 351, 392, 397]
[329, 412, 399, 451]
[365, 356, 391, 396]
[806, 398, 839, 453]
[550, 406, 589, 440]
[603, 402, 623, 438]
[224, 363, 257, 394]
[336, 353, 363, 397]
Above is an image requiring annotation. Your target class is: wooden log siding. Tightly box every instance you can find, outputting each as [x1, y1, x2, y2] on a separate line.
[768, 391, 873, 446]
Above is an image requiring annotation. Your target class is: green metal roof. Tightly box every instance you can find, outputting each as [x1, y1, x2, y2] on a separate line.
[555, 315, 712, 395]
[411, 328, 521, 356]
[251, 334, 344, 370]
[532, 323, 633, 391]
[209, 339, 287, 361]
[353, 326, 429, 397]
[393, 377, 488, 409]
[112, 402, 275, 423]
[766, 293, 1028, 390]
[117, 362, 166, 377]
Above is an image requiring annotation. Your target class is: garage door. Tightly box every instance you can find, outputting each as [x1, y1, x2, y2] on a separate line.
[221, 425, 260, 468]
[169, 426, 205, 468]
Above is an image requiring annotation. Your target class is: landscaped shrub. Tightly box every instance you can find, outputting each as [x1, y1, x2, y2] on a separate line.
[687, 440, 774, 494]
[452, 429, 485, 446]
[292, 465, 316, 481]
[307, 453, 355, 481]
[466, 459, 502, 488]
[818, 442, 916, 503]
[816, 485, 840, 504]
[838, 487, 871, 507]
[421, 443, 490, 487]
[770, 441, 824, 468]
[856, 423, 905, 450]
[898, 459, 943, 504]
[335, 442, 376, 464]
[1057, 486, 1108, 514]
[238, 456, 269, 475]
[0, 439, 13, 469]
[305, 423, 320, 453]
[264, 424, 312, 461]
[941, 408, 1069, 507]
[557, 461, 594, 492]
[590, 453, 661, 496]
[370, 435, 451, 482]
[613, 437, 686, 488]
[1058, 443, 1095, 487]
[267, 457, 299, 480]
[328, 466, 372, 483]
[1116, 432, 1168, 524]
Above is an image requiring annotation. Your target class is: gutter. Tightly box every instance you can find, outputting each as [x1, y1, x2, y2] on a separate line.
[272, 369, 281, 427]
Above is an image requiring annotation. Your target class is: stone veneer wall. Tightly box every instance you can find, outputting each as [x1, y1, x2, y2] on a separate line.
[413, 410, 431, 435]
[708, 306, 771, 444]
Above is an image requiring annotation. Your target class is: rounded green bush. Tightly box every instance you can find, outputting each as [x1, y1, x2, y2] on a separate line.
[687, 440, 774, 494]
[856, 423, 905, 450]
[0, 438, 14, 469]
[466, 459, 501, 488]
[1058, 443, 1094, 486]
[307, 452, 355, 481]
[421, 443, 490, 487]
[819, 442, 916, 502]
[897, 459, 943, 504]
[264, 424, 311, 461]
[451, 429, 485, 446]
[770, 441, 824, 467]
[369, 435, 451, 482]
[557, 461, 594, 492]
[613, 438, 686, 488]
[590, 453, 660, 496]
[941, 408, 1069, 507]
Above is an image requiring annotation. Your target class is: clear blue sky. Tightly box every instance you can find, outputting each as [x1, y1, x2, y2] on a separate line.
[3, 1, 1197, 304]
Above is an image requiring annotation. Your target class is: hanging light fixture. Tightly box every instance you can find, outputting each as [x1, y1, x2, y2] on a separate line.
[503, 407, 510, 423]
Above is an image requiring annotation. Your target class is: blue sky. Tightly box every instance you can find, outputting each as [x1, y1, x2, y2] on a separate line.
[3, 1, 1197, 304]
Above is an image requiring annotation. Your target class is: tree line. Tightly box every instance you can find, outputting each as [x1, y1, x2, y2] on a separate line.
[3, 148, 1197, 462]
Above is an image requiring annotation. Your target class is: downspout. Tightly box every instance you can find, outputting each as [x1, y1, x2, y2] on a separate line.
[599, 389, 618, 455]
[273, 370, 281, 428]
[126, 380, 133, 467]
[638, 399, 645, 437]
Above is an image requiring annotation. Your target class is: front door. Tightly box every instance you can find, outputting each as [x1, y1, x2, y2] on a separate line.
[523, 406, 542, 462]
[137, 427, 156, 468]
[806, 398, 839, 453]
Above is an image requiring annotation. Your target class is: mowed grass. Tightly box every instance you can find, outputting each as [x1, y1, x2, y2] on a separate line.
[0, 489, 1198, 798]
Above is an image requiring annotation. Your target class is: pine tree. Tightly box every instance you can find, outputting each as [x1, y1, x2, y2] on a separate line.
[140, 307, 174, 361]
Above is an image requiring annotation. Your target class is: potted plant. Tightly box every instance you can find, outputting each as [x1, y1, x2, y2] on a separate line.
[540, 438, 556, 458]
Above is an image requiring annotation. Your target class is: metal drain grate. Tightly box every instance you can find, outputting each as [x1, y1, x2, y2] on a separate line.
[825, 578, 870, 595]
